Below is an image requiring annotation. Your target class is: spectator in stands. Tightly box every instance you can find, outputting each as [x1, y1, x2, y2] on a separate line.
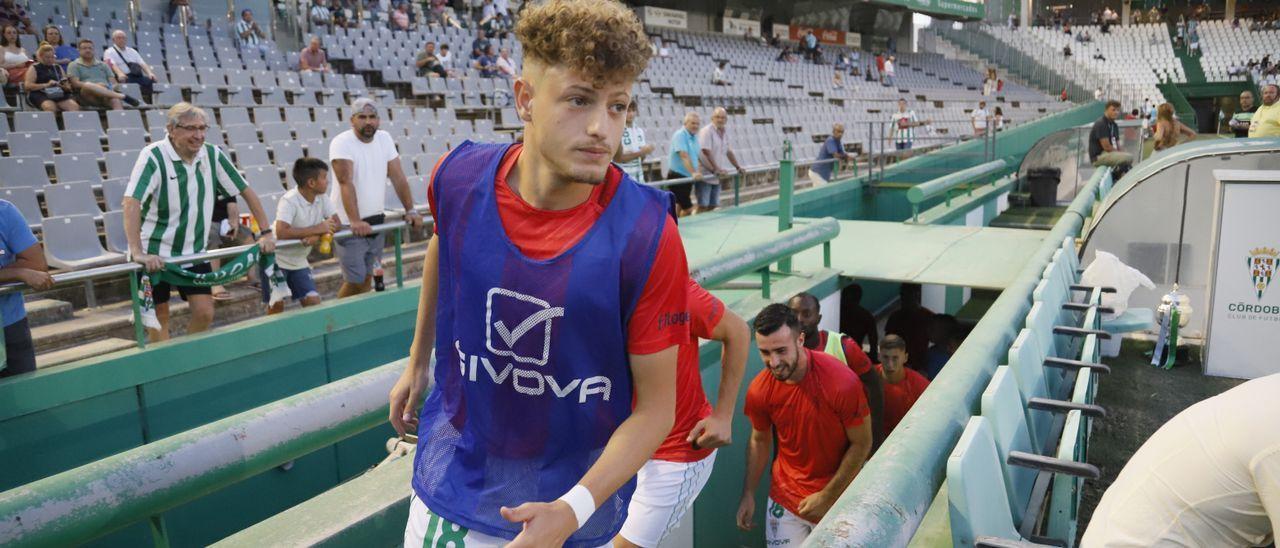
[993, 106, 1005, 131]
[839, 283, 879, 363]
[971, 100, 989, 137]
[883, 55, 896, 87]
[666, 111, 701, 216]
[471, 29, 491, 61]
[876, 334, 929, 436]
[1093, 87, 1103, 101]
[874, 51, 885, 80]
[0, 25, 31, 85]
[310, 0, 333, 30]
[495, 47, 516, 79]
[1249, 84, 1280, 138]
[299, 36, 330, 73]
[1062, 44, 1072, 57]
[651, 36, 670, 58]
[474, 44, 499, 78]
[167, 0, 195, 25]
[0, 198, 52, 379]
[1081, 373, 1280, 547]
[25, 44, 78, 113]
[124, 103, 276, 342]
[803, 30, 819, 62]
[776, 46, 796, 63]
[737, 303, 872, 544]
[1089, 99, 1133, 170]
[922, 314, 959, 380]
[266, 158, 339, 315]
[415, 41, 446, 78]
[426, 0, 448, 26]
[712, 60, 729, 86]
[1229, 90, 1256, 138]
[237, 9, 270, 56]
[328, 97, 423, 298]
[42, 26, 75, 66]
[104, 30, 156, 101]
[884, 283, 934, 371]
[788, 292, 885, 446]
[437, 44, 452, 67]
[0, 0, 31, 35]
[390, 3, 411, 31]
[478, 0, 509, 36]
[813, 123, 848, 181]
[1153, 103, 1196, 152]
[67, 39, 139, 110]
[616, 99, 654, 184]
[697, 107, 744, 213]
[832, 71, 844, 90]
[890, 98, 923, 152]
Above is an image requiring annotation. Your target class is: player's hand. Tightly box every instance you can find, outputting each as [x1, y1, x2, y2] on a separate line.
[405, 210, 424, 230]
[687, 414, 733, 450]
[797, 490, 836, 522]
[133, 252, 165, 273]
[500, 500, 578, 547]
[388, 361, 432, 438]
[350, 220, 373, 237]
[257, 232, 276, 253]
[18, 268, 54, 290]
[735, 494, 755, 530]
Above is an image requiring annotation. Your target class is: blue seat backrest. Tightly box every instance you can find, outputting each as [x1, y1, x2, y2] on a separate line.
[948, 416, 1020, 547]
[981, 366, 1038, 527]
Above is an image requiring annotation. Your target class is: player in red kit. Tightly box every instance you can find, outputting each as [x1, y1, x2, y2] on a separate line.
[875, 334, 929, 437]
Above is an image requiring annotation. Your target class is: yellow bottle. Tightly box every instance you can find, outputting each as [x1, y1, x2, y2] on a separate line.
[318, 233, 332, 255]
[249, 216, 260, 235]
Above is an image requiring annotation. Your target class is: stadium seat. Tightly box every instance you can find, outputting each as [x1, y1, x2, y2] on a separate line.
[8, 131, 55, 162]
[234, 143, 271, 167]
[261, 122, 294, 143]
[62, 111, 105, 133]
[105, 151, 139, 180]
[14, 112, 58, 134]
[225, 124, 261, 145]
[41, 214, 124, 270]
[107, 110, 146, 130]
[243, 165, 285, 195]
[0, 156, 51, 188]
[44, 182, 103, 219]
[101, 179, 129, 212]
[107, 128, 149, 152]
[219, 107, 252, 127]
[54, 154, 105, 186]
[272, 141, 304, 168]
[0, 187, 43, 229]
[254, 107, 283, 124]
[58, 130, 104, 155]
[102, 210, 129, 254]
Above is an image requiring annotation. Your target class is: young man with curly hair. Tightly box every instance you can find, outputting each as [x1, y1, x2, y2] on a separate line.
[388, 1, 687, 546]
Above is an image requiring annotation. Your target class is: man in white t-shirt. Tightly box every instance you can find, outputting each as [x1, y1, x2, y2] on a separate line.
[697, 107, 744, 213]
[890, 98, 925, 151]
[495, 47, 517, 78]
[971, 100, 990, 137]
[1083, 373, 1280, 546]
[265, 157, 338, 314]
[328, 97, 423, 299]
[883, 55, 896, 87]
[103, 29, 156, 100]
[615, 100, 654, 184]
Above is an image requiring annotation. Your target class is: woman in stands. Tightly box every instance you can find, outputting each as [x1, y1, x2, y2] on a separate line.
[0, 25, 30, 86]
[41, 25, 74, 66]
[1152, 103, 1196, 152]
[24, 43, 78, 113]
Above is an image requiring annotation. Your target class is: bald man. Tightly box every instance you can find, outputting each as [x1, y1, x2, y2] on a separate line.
[697, 107, 745, 213]
[813, 124, 849, 182]
[666, 111, 701, 216]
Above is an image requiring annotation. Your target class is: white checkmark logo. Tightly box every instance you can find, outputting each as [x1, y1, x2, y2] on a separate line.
[492, 306, 564, 349]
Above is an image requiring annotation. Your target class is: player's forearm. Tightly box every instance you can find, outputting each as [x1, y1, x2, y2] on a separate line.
[711, 313, 749, 419]
[741, 433, 771, 498]
[822, 436, 869, 497]
[407, 236, 440, 372]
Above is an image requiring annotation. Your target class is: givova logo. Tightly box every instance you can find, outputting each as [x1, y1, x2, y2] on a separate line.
[1248, 247, 1278, 300]
[485, 287, 564, 366]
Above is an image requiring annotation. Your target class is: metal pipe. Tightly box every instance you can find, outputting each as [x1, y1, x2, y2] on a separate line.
[688, 217, 839, 289]
[0, 360, 409, 547]
[906, 159, 1007, 204]
[777, 141, 795, 274]
[806, 168, 1112, 547]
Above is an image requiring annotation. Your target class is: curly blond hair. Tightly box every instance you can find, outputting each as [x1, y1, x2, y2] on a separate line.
[515, 0, 650, 87]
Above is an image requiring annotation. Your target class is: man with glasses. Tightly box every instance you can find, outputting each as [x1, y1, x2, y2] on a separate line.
[122, 102, 276, 341]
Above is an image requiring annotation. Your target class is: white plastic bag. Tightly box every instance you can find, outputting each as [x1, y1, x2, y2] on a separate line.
[1079, 250, 1155, 319]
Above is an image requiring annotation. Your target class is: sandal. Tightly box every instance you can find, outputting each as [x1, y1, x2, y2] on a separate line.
[212, 286, 232, 301]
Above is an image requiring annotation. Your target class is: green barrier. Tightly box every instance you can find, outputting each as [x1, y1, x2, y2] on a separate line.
[906, 160, 1007, 221]
[805, 168, 1112, 547]
[689, 217, 839, 298]
[0, 361, 405, 548]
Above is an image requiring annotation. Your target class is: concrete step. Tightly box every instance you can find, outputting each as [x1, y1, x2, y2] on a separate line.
[31, 240, 432, 362]
[37, 337, 138, 369]
[24, 298, 73, 328]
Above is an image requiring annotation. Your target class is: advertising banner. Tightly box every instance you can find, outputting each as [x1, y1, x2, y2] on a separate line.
[789, 25, 846, 46]
[643, 6, 688, 29]
[723, 16, 757, 36]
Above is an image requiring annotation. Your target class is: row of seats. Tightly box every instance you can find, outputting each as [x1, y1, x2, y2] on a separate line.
[947, 171, 1116, 547]
[1196, 18, 1280, 82]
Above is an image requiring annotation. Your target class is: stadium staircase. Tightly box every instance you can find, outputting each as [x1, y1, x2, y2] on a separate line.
[1168, 22, 1208, 85]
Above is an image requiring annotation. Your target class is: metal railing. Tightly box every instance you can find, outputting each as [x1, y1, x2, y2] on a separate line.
[645, 155, 847, 208]
[906, 159, 1008, 221]
[0, 221, 411, 350]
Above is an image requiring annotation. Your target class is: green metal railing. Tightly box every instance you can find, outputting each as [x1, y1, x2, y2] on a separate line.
[906, 159, 1008, 221]
[806, 167, 1114, 547]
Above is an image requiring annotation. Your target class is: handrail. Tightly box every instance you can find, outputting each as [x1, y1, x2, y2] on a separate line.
[689, 217, 840, 295]
[805, 168, 1113, 547]
[0, 359, 408, 548]
[906, 159, 1008, 221]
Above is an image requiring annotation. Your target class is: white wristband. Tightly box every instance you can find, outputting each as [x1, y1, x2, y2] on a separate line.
[556, 484, 596, 529]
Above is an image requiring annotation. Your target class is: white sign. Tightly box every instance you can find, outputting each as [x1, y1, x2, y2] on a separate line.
[1204, 171, 1280, 379]
[643, 6, 688, 30]
[772, 24, 791, 41]
[723, 16, 757, 36]
[845, 32, 862, 48]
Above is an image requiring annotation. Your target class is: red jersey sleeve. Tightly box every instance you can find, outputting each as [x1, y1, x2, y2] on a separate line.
[687, 279, 725, 341]
[841, 335, 873, 376]
[627, 216, 689, 354]
[743, 374, 772, 432]
[426, 154, 446, 235]
[835, 371, 871, 428]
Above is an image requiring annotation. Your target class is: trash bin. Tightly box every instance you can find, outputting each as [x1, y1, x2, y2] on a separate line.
[1026, 167, 1061, 207]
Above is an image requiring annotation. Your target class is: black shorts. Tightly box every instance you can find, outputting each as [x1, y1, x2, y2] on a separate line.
[144, 262, 213, 305]
[666, 173, 694, 210]
[0, 317, 35, 378]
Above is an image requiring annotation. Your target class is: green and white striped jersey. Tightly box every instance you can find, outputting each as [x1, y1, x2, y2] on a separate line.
[124, 138, 248, 258]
